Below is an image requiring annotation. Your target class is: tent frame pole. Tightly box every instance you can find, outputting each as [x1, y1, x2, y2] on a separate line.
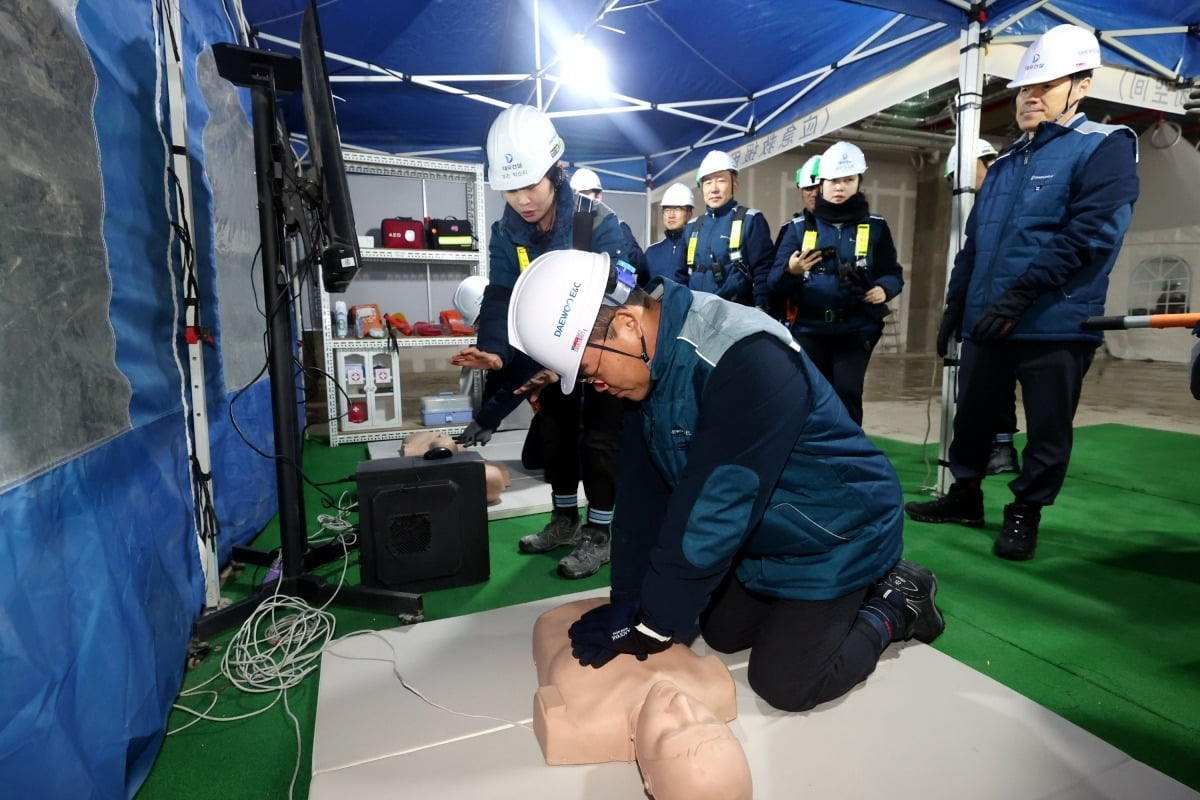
[938, 9, 986, 494]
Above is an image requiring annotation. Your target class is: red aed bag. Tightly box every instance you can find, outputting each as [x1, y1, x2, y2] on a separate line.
[381, 217, 426, 249]
[439, 309, 474, 336]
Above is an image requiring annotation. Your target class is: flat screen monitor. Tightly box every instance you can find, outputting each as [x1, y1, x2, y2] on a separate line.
[299, 0, 360, 293]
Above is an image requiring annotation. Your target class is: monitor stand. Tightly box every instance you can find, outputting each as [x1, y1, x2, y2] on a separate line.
[194, 44, 422, 640]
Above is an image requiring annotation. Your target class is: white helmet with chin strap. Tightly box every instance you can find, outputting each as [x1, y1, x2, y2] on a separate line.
[661, 182, 695, 208]
[945, 139, 999, 178]
[818, 141, 867, 180]
[569, 167, 603, 193]
[507, 250, 637, 392]
[695, 150, 738, 184]
[796, 155, 822, 188]
[486, 104, 565, 191]
[1007, 24, 1101, 88]
[452, 275, 489, 326]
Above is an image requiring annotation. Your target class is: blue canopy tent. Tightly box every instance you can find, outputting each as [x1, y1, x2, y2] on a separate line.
[2, 1, 1198, 798]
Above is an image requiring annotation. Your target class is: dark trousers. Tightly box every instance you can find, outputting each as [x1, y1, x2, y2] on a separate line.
[950, 339, 1097, 505]
[792, 326, 882, 426]
[535, 381, 623, 510]
[700, 575, 880, 712]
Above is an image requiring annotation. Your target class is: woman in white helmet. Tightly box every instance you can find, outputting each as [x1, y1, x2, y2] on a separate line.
[451, 103, 638, 580]
[907, 24, 1140, 562]
[767, 140, 903, 425]
[644, 182, 694, 282]
[505, 249, 943, 712]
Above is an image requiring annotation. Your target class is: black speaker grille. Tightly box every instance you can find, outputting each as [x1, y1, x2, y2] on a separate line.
[386, 513, 432, 557]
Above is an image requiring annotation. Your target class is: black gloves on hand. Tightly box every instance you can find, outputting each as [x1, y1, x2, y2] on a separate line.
[936, 300, 964, 358]
[567, 602, 672, 669]
[454, 420, 493, 447]
[971, 284, 1040, 343]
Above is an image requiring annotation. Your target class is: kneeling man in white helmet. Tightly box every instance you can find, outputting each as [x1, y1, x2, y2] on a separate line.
[507, 249, 945, 711]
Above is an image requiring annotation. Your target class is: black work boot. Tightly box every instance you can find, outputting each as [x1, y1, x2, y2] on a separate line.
[904, 482, 985, 527]
[994, 502, 1041, 561]
[878, 559, 945, 644]
[986, 440, 1020, 475]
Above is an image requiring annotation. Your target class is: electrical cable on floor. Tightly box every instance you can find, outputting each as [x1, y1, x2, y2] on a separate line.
[917, 353, 943, 495]
[169, 516, 353, 800]
[324, 631, 536, 733]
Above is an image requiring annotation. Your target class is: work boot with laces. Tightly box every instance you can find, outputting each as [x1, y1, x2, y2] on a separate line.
[986, 440, 1020, 475]
[904, 481, 985, 527]
[878, 559, 945, 644]
[993, 501, 1041, 561]
[557, 524, 611, 579]
[518, 511, 580, 554]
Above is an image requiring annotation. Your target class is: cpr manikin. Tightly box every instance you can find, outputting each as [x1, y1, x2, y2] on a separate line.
[531, 598, 752, 798]
[400, 432, 511, 503]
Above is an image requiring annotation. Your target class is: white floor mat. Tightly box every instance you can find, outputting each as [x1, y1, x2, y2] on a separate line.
[311, 590, 1198, 800]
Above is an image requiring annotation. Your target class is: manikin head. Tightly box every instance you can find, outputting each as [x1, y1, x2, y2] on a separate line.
[634, 681, 753, 800]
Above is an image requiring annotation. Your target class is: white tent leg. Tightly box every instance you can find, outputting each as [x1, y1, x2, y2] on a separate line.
[158, 0, 221, 609]
[938, 10, 986, 494]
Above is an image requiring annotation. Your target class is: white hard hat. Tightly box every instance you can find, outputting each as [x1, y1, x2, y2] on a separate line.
[569, 167, 603, 193]
[695, 150, 737, 184]
[1007, 24, 1101, 88]
[507, 250, 612, 392]
[661, 182, 695, 208]
[452, 274, 489, 326]
[486, 104, 565, 191]
[818, 142, 867, 180]
[944, 139, 999, 178]
[796, 155, 822, 188]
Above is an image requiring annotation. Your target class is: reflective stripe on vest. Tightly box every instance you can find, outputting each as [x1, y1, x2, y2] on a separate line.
[855, 223, 870, 260]
[686, 206, 750, 268]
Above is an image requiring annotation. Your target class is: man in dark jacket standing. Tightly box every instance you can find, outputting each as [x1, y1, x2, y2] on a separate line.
[506, 249, 944, 713]
[677, 150, 775, 312]
[906, 24, 1140, 561]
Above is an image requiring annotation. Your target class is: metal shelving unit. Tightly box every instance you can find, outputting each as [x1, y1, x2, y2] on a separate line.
[319, 153, 486, 446]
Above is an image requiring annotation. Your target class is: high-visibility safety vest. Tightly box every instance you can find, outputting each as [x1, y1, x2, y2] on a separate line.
[685, 206, 752, 285]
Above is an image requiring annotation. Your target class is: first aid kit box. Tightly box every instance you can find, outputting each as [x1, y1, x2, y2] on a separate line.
[421, 392, 473, 426]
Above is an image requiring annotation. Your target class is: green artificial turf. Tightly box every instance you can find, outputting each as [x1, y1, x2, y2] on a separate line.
[137, 424, 1200, 799]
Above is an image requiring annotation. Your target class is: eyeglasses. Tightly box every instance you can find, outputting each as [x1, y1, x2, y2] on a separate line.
[577, 326, 609, 384]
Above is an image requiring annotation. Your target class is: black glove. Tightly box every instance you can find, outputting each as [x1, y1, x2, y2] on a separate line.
[454, 420, 493, 447]
[567, 599, 637, 642]
[970, 284, 1040, 343]
[568, 603, 672, 668]
[1185, 86, 1200, 119]
[936, 300, 963, 358]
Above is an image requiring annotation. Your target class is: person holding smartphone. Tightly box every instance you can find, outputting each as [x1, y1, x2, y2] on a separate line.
[767, 141, 903, 425]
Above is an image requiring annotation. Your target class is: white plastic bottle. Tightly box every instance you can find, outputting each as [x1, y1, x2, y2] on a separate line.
[334, 301, 349, 338]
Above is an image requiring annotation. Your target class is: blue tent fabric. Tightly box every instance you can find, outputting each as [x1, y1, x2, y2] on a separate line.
[242, 0, 1200, 191]
[4, 1, 1200, 798]
[0, 0, 279, 796]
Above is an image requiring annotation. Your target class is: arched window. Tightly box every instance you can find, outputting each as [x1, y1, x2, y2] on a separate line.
[1127, 256, 1191, 315]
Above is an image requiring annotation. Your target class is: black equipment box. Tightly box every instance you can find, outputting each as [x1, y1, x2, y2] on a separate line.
[356, 450, 489, 592]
